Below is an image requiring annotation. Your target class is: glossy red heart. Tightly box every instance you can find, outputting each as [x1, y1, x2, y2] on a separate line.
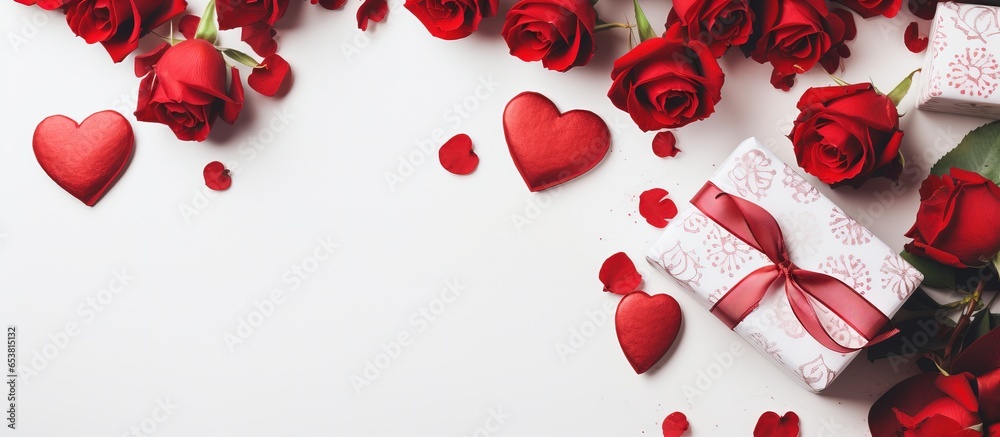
[616, 291, 682, 374]
[503, 92, 610, 192]
[33, 111, 135, 206]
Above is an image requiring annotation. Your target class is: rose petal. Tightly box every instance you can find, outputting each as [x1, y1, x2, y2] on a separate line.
[599, 252, 642, 295]
[904, 22, 929, 53]
[438, 133, 478, 175]
[134, 42, 170, 78]
[221, 67, 245, 125]
[652, 131, 680, 158]
[662, 411, 689, 437]
[357, 0, 389, 31]
[179, 14, 200, 40]
[639, 188, 678, 228]
[753, 411, 799, 437]
[204, 161, 232, 191]
[242, 22, 278, 57]
[248, 54, 291, 97]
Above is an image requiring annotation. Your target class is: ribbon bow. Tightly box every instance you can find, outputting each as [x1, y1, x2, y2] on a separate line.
[691, 182, 897, 353]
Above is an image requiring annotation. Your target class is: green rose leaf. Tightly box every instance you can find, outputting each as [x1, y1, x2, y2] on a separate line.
[195, 0, 218, 44]
[632, 0, 655, 43]
[901, 251, 957, 290]
[930, 120, 1000, 185]
[222, 49, 260, 68]
[886, 69, 920, 107]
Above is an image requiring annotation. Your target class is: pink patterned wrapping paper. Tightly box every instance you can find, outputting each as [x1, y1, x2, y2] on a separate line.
[646, 138, 923, 392]
[918, 2, 1000, 119]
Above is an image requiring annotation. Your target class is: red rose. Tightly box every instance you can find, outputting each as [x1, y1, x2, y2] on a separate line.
[831, 0, 902, 18]
[788, 83, 903, 187]
[870, 327, 1000, 437]
[404, 0, 498, 39]
[64, 0, 186, 62]
[904, 168, 1000, 268]
[747, 0, 856, 89]
[608, 38, 724, 131]
[501, 0, 596, 72]
[134, 40, 245, 142]
[216, 0, 289, 30]
[664, 0, 754, 58]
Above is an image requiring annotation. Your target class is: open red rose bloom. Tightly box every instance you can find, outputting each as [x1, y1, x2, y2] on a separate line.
[134, 39, 245, 142]
[870, 326, 1000, 436]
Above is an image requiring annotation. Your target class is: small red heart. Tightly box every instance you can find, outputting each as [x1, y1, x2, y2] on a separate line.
[203, 161, 232, 191]
[503, 92, 610, 192]
[32, 110, 135, 206]
[438, 133, 479, 175]
[616, 291, 682, 374]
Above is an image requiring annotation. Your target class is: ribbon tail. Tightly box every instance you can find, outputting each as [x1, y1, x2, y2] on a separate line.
[785, 271, 896, 354]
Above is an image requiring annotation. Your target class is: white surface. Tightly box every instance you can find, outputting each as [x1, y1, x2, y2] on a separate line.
[0, 1, 990, 435]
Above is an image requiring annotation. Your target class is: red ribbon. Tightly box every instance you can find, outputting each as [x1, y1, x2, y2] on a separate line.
[690, 182, 897, 353]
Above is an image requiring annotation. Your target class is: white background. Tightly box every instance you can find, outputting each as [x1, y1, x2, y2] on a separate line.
[0, 0, 993, 435]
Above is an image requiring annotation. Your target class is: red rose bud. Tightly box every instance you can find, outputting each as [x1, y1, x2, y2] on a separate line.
[831, 0, 901, 18]
[747, 0, 856, 88]
[789, 83, 903, 187]
[608, 38, 724, 131]
[134, 40, 245, 142]
[664, 0, 754, 58]
[404, 0, 498, 40]
[501, 0, 596, 72]
[905, 168, 1000, 268]
[64, 0, 187, 62]
[216, 0, 289, 30]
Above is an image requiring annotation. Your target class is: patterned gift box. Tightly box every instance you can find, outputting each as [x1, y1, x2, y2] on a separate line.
[646, 138, 923, 392]
[918, 2, 1000, 119]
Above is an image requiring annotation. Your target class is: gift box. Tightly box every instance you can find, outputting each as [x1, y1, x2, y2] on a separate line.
[917, 2, 1000, 119]
[646, 138, 923, 392]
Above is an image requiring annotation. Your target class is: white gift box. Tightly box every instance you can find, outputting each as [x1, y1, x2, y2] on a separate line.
[918, 2, 1000, 119]
[646, 138, 923, 392]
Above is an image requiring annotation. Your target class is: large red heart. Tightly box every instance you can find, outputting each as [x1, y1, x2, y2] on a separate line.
[616, 291, 682, 374]
[33, 111, 135, 206]
[503, 92, 610, 192]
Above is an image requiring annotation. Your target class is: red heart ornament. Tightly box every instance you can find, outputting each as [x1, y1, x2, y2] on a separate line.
[503, 92, 610, 192]
[33, 111, 135, 206]
[616, 291, 682, 374]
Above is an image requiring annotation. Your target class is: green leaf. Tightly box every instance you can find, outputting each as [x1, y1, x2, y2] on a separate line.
[886, 69, 920, 106]
[222, 49, 260, 68]
[902, 287, 946, 312]
[829, 75, 850, 86]
[901, 251, 957, 289]
[930, 120, 1000, 184]
[195, 0, 218, 44]
[632, 0, 655, 42]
